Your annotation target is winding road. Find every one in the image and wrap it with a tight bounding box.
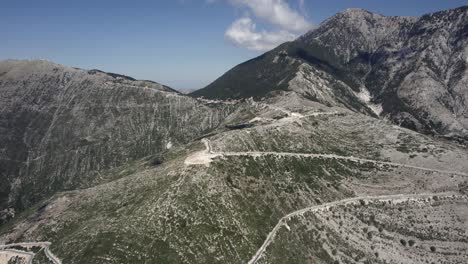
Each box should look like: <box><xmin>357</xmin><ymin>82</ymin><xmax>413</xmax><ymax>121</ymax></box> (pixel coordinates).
<box><xmin>184</xmin><ymin>137</ymin><xmax>468</xmax><ymax>263</ymax></box>
<box><xmin>247</xmin><ymin>192</ymin><xmax>462</xmax><ymax>264</ymax></box>
<box><xmin>187</xmin><ymin>138</ymin><xmax>468</xmax><ymax>177</ymax></box>
<box><xmin>0</xmin><ymin>242</ymin><xmax>61</xmax><ymax>264</ymax></box>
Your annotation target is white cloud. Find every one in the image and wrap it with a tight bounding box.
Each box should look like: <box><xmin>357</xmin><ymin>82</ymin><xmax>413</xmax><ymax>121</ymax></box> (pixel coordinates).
<box><xmin>225</xmin><ymin>17</ymin><xmax>296</xmax><ymax>51</ymax></box>
<box><xmin>209</xmin><ymin>0</ymin><xmax>312</xmax><ymax>51</ymax></box>
<box><xmin>229</xmin><ymin>0</ymin><xmax>311</xmax><ymax>32</ymax></box>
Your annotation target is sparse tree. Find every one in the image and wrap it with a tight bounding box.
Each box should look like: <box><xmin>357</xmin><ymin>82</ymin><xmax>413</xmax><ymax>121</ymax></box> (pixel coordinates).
<box><xmin>400</xmin><ymin>239</ymin><xmax>407</xmax><ymax>246</ymax></box>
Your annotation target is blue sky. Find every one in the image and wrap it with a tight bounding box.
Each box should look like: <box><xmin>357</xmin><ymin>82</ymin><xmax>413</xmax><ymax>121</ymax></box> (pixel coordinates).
<box><xmin>1</xmin><ymin>0</ymin><xmax>467</xmax><ymax>90</ymax></box>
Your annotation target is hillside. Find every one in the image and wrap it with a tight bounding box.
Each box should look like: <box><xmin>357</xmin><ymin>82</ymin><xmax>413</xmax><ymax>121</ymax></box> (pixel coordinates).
<box><xmin>1</xmin><ymin>90</ymin><xmax>468</xmax><ymax>263</ymax></box>
<box><xmin>0</xmin><ymin>59</ymin><xmax>236</xmax><ymax>218</ymax></box>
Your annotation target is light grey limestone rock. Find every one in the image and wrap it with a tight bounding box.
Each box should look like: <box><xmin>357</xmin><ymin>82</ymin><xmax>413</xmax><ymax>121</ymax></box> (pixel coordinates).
<box><xmin>0</xmin><ymin>59</ymin><xmax>236</xmax><ymax>213</ymax></box>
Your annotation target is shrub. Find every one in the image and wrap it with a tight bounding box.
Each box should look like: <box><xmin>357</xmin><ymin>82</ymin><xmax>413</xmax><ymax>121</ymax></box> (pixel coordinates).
<box><xmin>149</xmin><ymin>156</ymin><xmax>164</xmax><ymax>166</ymax></box>
<box><xmin>400</xmin><ymin>239</ymin><xmax>407</xmax><ymax>246</ymax></box>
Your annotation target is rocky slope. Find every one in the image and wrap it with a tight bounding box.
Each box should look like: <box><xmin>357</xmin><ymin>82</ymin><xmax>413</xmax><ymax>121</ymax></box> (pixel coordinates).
<box><xmin>1</xmin><ymin>91</ymin><xmax>467</xmax><ymax>263</ymax></box>
<box><xmin>193</xmin><ymin>6</ymin><xmax>468</xmax><ymax>139</ymax></box>
<box><xmin>0</xmin><ymin>59</ymin><xmax>236</xmax><ymax>219</ymax></box>
<box><xmin>1</xmin><ymin>6</ymin><xmax>468</xmax><ymax>264</ymax></box>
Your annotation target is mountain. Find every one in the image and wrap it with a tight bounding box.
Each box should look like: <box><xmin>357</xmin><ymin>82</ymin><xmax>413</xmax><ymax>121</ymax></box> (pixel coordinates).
<box><xmin>192</xmin><ymin>6</ymin><xmax>468</xmax><ymax>139</ymax></box>
<box><xmin>1</xmin><ymin>6</ymin><xmax>468</xmax><ymax>264</ymax></box>
<box><xmin>0</xmin><ymin>59</ymin><xmax>236</xmax><ymax>218</ymax></box>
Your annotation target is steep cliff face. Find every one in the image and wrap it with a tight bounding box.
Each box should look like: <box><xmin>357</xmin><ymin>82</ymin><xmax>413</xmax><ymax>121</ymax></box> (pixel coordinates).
<box><xmin>0</xmin><ymin>60</ymin><xmax>235</xmax><ymax>215</ymax></box>
<box><xmin>193</xmin><ymin>6</ymin><xmax>468</xmax><ymax>139</ymax></box>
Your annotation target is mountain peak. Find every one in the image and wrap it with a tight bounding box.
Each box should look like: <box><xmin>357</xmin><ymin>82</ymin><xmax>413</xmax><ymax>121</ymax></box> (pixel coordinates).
<box><xmin>334</xmin><ymin>8</ymin><xmax>386</xmax><ymax>20</ymax></box>
<box><xmin>193</xmin><ymin>5</ymin><xmax>468</xmax><ymax>139</ymax></box>
<box><xmin>340</xmin><ymin>8</ymin><xmax>372</xmax><ymax>15</ymax></box>
<box><xmin>328</xmin><ymin>8</ymin><xmax>419</xmax><ymax>25</ymax></box>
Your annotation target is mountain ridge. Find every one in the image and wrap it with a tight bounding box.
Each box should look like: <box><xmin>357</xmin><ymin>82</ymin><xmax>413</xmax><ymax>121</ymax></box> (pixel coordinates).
<box><xmin>0</xmin><ymin>59</ymin><xmax>237</xmax><ymax>215</ymax></box>
<box><xmin>0</xmin><ymin>6</ymin><xmax>468</xmax><ymax>264</ymax></box>
<box><xmin>192</xmin><ymin>6</ymin><xmax>468</xmax><ymax>139</ymax></box>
